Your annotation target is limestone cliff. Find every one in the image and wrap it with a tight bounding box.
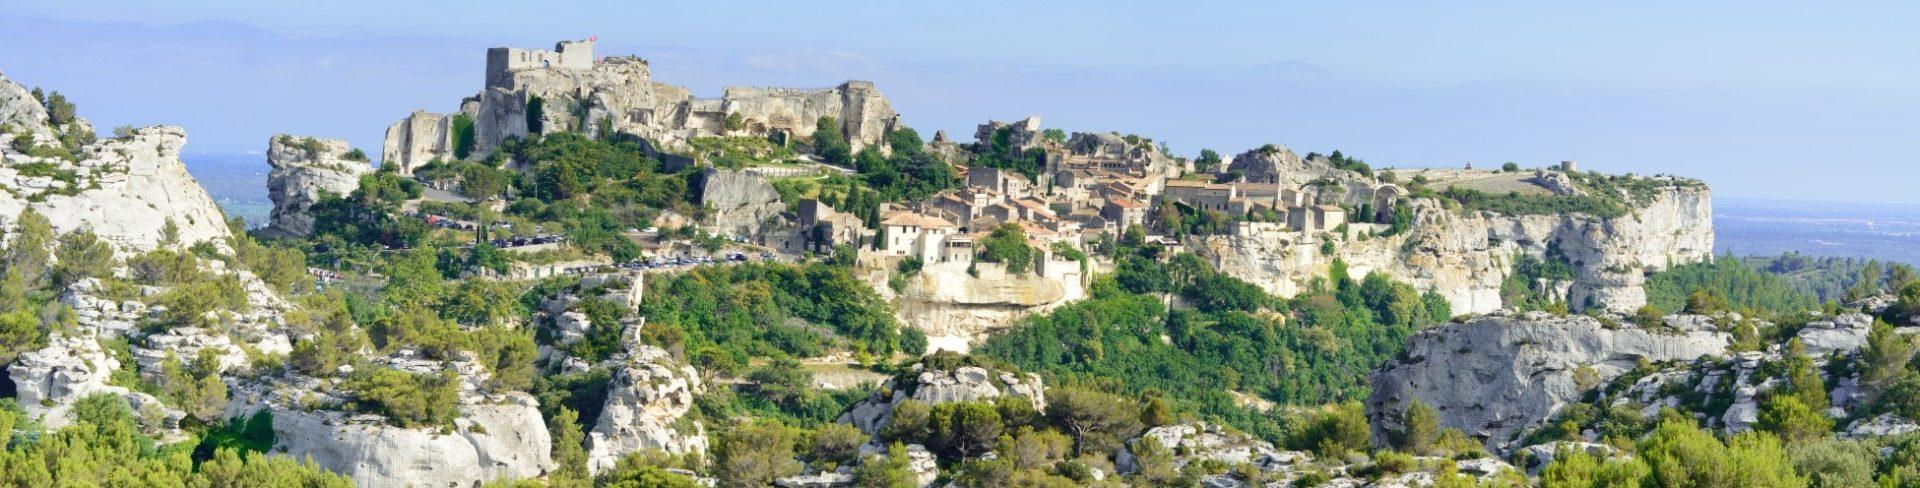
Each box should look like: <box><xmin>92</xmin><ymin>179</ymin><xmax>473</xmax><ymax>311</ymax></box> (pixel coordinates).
<box><xmin>266</xmin><ymin>135</ymin><xmax>372</xmax><ymax>237</ymax></box>
<box><xmin>1198</xmin><ymin>181</ymin><xmax>1713</xmax><ymax>315</ymax></box>
<box><xmin>0</xmin><ymin>72</ymin><xmax>231</xmax><ymax>253</ymax></box>
<box><xmin>381</xmin><ymin>110</ymin><xmax>452</xmax><ymax>174</ymax></box>
<box><xmin>1366</xmin><ymin>312</ymin><xmax>1729</xmax><ymax>451</ymax></box>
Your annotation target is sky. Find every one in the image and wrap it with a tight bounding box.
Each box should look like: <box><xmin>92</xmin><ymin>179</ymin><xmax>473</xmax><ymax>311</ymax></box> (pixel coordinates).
<box><xmin>1</xmin><ymin>1</ymin><xmax>1915</xmax><ymax>204</ymax></box>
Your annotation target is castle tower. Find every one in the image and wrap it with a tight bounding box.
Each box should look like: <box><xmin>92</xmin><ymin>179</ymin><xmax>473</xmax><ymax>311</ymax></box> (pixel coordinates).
<box><xmin>1560</xmin><ymin>160</ymin><xmax>1577</xmax><ymax>172</ymax></box>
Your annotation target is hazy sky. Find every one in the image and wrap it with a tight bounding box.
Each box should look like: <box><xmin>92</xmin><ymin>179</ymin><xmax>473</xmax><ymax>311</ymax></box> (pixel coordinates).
<box><xmin>1</xmin><ymin>1</ymin><xmax>1915</xmax><ymax>203</ymax></box>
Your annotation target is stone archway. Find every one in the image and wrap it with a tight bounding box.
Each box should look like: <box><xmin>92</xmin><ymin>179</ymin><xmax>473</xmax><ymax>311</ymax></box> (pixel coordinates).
<box><xmin>1372</xmin><ymin>184</ymin><xmax>1406</xmax><ymax>223</ymax></box>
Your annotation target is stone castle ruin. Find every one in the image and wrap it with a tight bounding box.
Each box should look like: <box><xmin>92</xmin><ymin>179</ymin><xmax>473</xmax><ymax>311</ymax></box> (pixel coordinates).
<box><xmin>485</xmin><ymin>38</ymin><xmax>597</xmax><ymax>87</ymax></box>
<box><xmin>383</xmin><ymin>38</ymin><xmax>898</xmax><ymax>172</ymax></box>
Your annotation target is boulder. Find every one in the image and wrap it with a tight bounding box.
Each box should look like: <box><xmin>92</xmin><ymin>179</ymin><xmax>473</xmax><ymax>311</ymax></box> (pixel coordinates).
<box><xmin>1797</xmin><ymin>313</ymin><xmax>1874</xmax><ymax>356</ymax></box>
<box><xmin>1845</xmin><ymin>413</ymin><xmax>1920</xmax><ymax>439</ymax></box>
<box><xmin>1115</xmin><ymin>422</ymin><xmax>1306</xmax><ymax>474</ymax></box>
<box><xmin>266</xmin><ymin>134</ymin><xmax>372</xmax><ymax>237</ymax></box>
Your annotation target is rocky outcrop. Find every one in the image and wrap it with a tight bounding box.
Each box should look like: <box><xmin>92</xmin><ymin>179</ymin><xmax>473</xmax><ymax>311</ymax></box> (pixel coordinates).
<box><xmin>268</xmin><ymin>394</ymin><xmax>554</xmax><ymax>488</ymax></box>
<box><xmin>8</xmin><ymin>333</ymin><xmax>128</xmax><ymax>429</ymax></box>
<box><xmin>0</xmin><ymin>70</ymin><xmax>60</xmax><ymax>144</ymax></box>
<box><xmin>888</xmin><ymin>261</ymin><xmax>1084</xmax><ymax>352</ymax></box>
<box><xmin>1115</xmin><ymin>423</ymin><xmax>1310</xmax><ymax>475</ymax></box>
<box><xmin>973</xmin><ymin>116</ymin><xmax>1047</xmax><ymax>152</ymax></box>
<box><xmin>266</xmin><ymin>135</ymin><xmax>371</xmax><ymax>237</ymax></box>
<box><xmin>1200</xmin><ymin>180</ymin><xmax>1714</xmax><ymax>315</ymax></box>
<box><xmin>0</xmin><ymin>127</ymin><xmax>231</xmax><ymax>253</ymax></box>
<box><xmin>1796</xmin><ymin>313</ymin><xmax>1873</xmax><ymax>356</ymax></box>
<box><xmin>381</xmin><ymin>110</ymin><xmax>453</xmax><ymax>174</ymax></box>
<box><xmin>229</xmin><ymin>354</ymin><xmax>555</xmax><ymax>487</ymax></box>
<box><xmin>1367</xmin><ymin>312</ymin><xmax>1730</xmax><ymax>451</ymax></box>
<box><xmin>840</xmin><ymin>363</ymin><xmax>1046</xmax><ymax>436</ymax></box>
<box><xmin>586</xmin><ymin>343</ymin><xmax>707</xmax><ymax>472</ymax></box>
<box><xmin>0</xmin><ymin>74</ymin><xmax>231</xmax><ymax>253</ymax></box>
<box><xmin>698</xmin><ymin>168</ymin><xmax>783</xmax><ymax>235</ymax></box>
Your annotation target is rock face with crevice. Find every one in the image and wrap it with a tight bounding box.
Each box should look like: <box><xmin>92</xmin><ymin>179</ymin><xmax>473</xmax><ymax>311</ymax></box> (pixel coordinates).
<box><xmin>266</xmin><ymin>134</ymin><xmax>372</xmax><ymax>237</ymax></box>
<box><xmin>586</xmin><ymin>343</ymin><xmax>707</xmax><ymax>472</ymax></box>
<box><xmin>1366</xmin><ymin>312</ymin><xmax>1730</xmax><ymax>451</ymax></box>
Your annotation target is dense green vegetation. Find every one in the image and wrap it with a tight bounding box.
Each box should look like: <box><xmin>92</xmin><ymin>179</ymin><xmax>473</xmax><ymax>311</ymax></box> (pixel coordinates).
<box><xmin>1645</xmin><ymin>254</ymin><xmax>1822</xmax><ymax>317</ymax></box>
<box><xmin>980</xmin><ymin>245</ymin><xmax>1449</xmax><ymax>442</ymax></box>
<box><xmin>639</xmin><ymin>261</ymin><xmax>919</xmax><ymax>368</ymax></box>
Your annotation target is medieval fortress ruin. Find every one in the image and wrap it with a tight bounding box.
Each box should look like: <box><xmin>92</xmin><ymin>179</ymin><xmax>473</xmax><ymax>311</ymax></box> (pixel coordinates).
<box><xmin>383</xmin><ymin>38</ymin><xmax>899</xmax><ymax>172</ymax></box>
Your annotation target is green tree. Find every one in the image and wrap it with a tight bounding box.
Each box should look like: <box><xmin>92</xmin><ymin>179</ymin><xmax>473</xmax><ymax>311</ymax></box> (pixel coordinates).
<box><xmin>1044</xmin><ymin>387</ymin><xmax>1142</xmax><ymax>456</ymax></box>
<box><xmin>547</xmin><ymin>408</ymin><xmax>590</xmax><ymax>488</ymax></box>
<box><xmin>932</xmin><ymin>401</ymin><xmax>1003</xmax><ymax>460</ymax></box>
<box><xmin>1638</xmin><ymin>419</ymin><xmax>1806</xmax><ymax>488</ymax></box>
<box><xmin>4</xmin><ymin>208</ymin><xmax>55</xmax><ymax>284</ymax></box>
<box><xmin>976</xmin><ymin>223</ymin><xmax>1036</xmax><ymax>274</ymax></box>
<box><xmin>451</xmin><ymin>114</ymin><xmax>477</xmax><ymax>159</ymax></box>
<box><xmin>1195</xmin><ymin>149</ymin><xmax>1223</xmax><ymax>173</ymax></box>
<box><xmin>715</xmin><ymin>421</ymin><xmax>804</xmax><ymax>487</ymax></box>
<box><xmin>1540</xmin><ymin>446</ymin><xmax>1651</xmax><ymax>488</ymax></box>
<box><xmin>851</xmin><ymin>442</ymin><xmax>920</xmax><ymax>488</ymax></box>
<box><xmin>1756</xmin><ymin>396</ymin><xmax>1831</xmax><ymax>445</ymax></box>
<box><xmin>1396</xmin><ymin>399</ymin><xmax>1440</xmax><ymax>455</ymax></box>
<box><xmin>813</xmin><ymin>116</ymin><xmax>852</xmax><ymax>166</ymax></box>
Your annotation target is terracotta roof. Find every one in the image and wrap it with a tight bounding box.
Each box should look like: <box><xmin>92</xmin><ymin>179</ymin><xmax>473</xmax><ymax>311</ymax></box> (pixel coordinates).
<box><xmin>1105</xmin><ymin>196</ymin><xmax>1145</xmax><ymax>209</ymax></box>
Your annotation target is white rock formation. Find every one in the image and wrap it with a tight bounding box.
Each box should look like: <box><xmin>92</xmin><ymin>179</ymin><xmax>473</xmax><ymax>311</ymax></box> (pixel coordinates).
<box><xmin>1796</xmin><ymin>313</ymin><xmax>1874</xmax><ymax>356</ymax></box>
<box><xmin>0</xmin><ymin>74</ymin><xmax>231</xmax><ymax>253</ymax></box>
<box><xmin>889</xmin><ymin>261</ymin><xmax>1084</xmax><ymax>351</ymax></box>
<box><xmin>268</xmin><ymin>393</ymin><xmax>554</xmax><ymax>488</ymax></box>
<box><xmin>266</xmin><ymin>134</ymin><xmax>372</xmax><ymax>237</ymax></box>
<box><xmin>1845</xmin><ymin>413</ymin><xmax>1920</xmax><ymax>439</ymax></box>
<box><xmin>381</xmin><ymin>110</ymin><xmax>453</xmax><ymax>174</ymax></box>
<box><xmin>698</xmin><ymin>168</ymin><xmax>783</xmax><ymax>235</ymax></box>
<box><xmin>1367</xmin><ymin>312</ymin><xmax>1729</xmax><ymax>450</ymax></box>
<box><xmin>8</xmin><ymin>333</ymin><xmax>128</xmax><ymax>429</ymax></box>
<box><xmin>586</xmin><ymin>344</ymin><xmax>708</xmax><ymax>472</ymax></box>
<box><xmin>1115</xmin><ymin>423</ymin><xmax>1308</xmax><ymax>475</ymax></box>
<box><xmin>839</xmin><ymin>364</ymin><xmax>1046</xmax><ymax>436</ymax></box>
<box><xmin>1199</xmin><ymin>179</ymin><xmax>1713</xmax><ymax>314</ymax></box>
